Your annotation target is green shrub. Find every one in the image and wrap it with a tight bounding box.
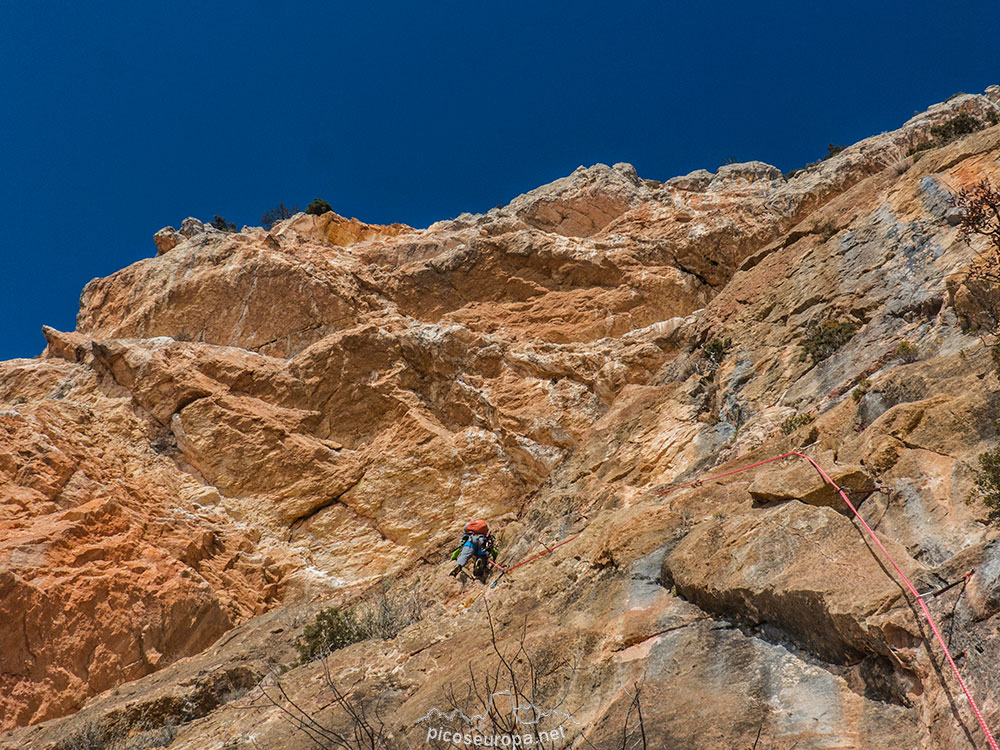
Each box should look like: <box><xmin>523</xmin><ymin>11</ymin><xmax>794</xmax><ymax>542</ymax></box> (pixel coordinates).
<box><xmin>781</xmin><ymin>413</ymin><xmax>814</xmax><ymax>435</ymax></box>
<box><xmin>972</xmin><ymin>445</ymin><xmax>1000</xmax><ymax>525</ymax></box>
<box><xmin>852</xmin><ymin>378</ymin><xmax>872</xmax><ymax>401</ymax></box>
<box><xmin>800</xmin><ymin>319</ymin><xmax>861</xmax><ymax>364</ymax></box>
<box><xmin>825</xmin><ymin>143</ymin><xmax>846</xmax><ymax>159</ymax></box>
<box><xmin>909</xmin><ymin>112</ymin><xmax>994</xmax><ymax>159</ymax></box>
<box><xmin>294</xmin><ymin>607</ymin><xmax>362</xmax><ymax>664</ymax></box>
<box><xmin>896</xmin><ymin>340</ymin><xmax>919</xmax><ymax>363</ymax></box>
<box><xmin>294</xmin><ymin>584</ymin><xmax>423</xmax><ymax>665</ymax></box>
<box><xmin>930</xmin><ymin>112</ymin><xmax>985</xmax><ymax>144</ymax></box>
<box><xmin>305</xmin><ymin>198</ymin><xmax>334</xmax><ymax>216</ymax></box>
<box><xmin>211</xmin><ymin>215</ymin><xmax>237</xmax><ymax>233</ymax></box>
<box><xmin>701</xmin><ymin>336</ymin><xmax>732</xmax><ymax>366</ymax></box>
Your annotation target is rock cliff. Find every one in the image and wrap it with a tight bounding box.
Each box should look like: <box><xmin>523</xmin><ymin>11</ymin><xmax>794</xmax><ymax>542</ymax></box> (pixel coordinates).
<box><xmin>3</xmin><ymin>89</ymin><xmax>1000</xmax><ymax>749</ymax></box>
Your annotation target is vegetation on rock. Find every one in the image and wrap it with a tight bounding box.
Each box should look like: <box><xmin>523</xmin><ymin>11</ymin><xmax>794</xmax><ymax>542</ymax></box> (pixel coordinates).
<box><xmin>701</xmin><ymin>336</ymin><xmax>732</xmax><ymax>367</ymax></box>
<box><xmin>294</xmin><ymin>585</ymin><xmax>422</xmax><ymax>664</ymax></box>
<box><xmin>294</xmin><ymin>607</ymin><xmax>363</xmax><ymax>664</ymax></box>
<box><xmin>931</xmin><ymin>112</ymin><xmax>990</xmax><ymax>143</ymax></box>
<box><xmin>210</xmin><ymin>215</ymin><xmax>237</xmax><ymax>233</ymax></box>
<box><xmin>810</xmin><ymin>220</ymin><xmax>838</xmax><ymax>241</ymax></box>
<box><xmin>260</xmin><ymin>202</ymin><xmax>299</xmax><ymax>230</ymax></box>
<box><xmin>852</xmin><ymin>378</ymin><xmax>872</xmax><ymax>401</ymax></box>
<box><xmin>896</xmin><ymin>340</ymin><xmax>919</xmax><ymax>363</ymax></box>
<box><xmin>953</xmin><ymin>178</ymin><xmax>1000</xmax><ymax>332</ymax></box>
<box><xmin>825</xmin><ymin>143</ymin><xmax>846</xmax><ymax>159</ymax></box>
<box><xmin>800</xmin><ymin>319</ymin><xmax>861</xmax><ymax>364</ymax></box>
<box><xmin>780</xmin><ymin>412</ymin><xmax>814</xmax><ymax>435</ymax></box>
<box><xmin>10</xmin><ymin>88</ymin><xmax>1000</xmax><ymax>750</ymax></box>
<box><xmin>973</xmin><ymin>444</ymin><xmax>1000</xmax><ymax>525</ymax></box>
<box><xmin>306</xmin><ymin>198</ymin><xmax>334</xmax><ymax>216</ymax></box>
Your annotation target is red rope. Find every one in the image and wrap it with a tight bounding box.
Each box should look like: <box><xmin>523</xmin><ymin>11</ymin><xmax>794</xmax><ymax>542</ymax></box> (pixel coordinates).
<box><xmin>656</xmin><ymin>449</ymin><xmax>998</xmax><ymax>749</ymax></box>
<box><xmin>490</xmin><ymin>533</ymin><xmax>581</xmax><ymax>574</ymax></box>
<box><xmin>653</xmin><ymin>451</ymin><xmax>800</xmax><ymax>496</ymax></box>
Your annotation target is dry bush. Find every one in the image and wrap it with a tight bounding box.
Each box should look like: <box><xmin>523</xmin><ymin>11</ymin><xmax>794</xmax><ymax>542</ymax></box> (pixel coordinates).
<box><xmin>57</xmin><ymin>719</ymin><xmax>178</xmax><ymax>750</ymax></box>
<box><xmin>259</xmin><ymin>660</ymin><xmax>393</xmax><ymax>750</ymax></box>
<box><xmin>878</xmin><ymin>145</ymin><xmax>911</xmax><ymax>176</ymax></box>
<box><xmin>261</xmin><ymin>202</ymin><xmax>299</xmax><ymax>229</ymax></box>
<box><xmin>952</xmin><ymin>179</ymin><xmax>1000</xmax><ymax>340</ymax></box>
<box><xmin>780</xmin><ymin>413</ymin><xmax>814</xmax><ymax>435</ymax></box>
<box><xmin>441</xmin><ymin>613</ymin><xmax>575</xmax><ymax>748</ymax></box>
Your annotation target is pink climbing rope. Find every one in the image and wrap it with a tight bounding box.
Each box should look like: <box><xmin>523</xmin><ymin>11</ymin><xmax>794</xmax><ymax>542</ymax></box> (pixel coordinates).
<box><xmin>657</xmin><ymin>450</ymin><xmax>998</xmax><ymax>750</ymax></box>
<box><xmin>653</xmin><ymin>450</ymin><xmax>800</xmax><ymax>497</ymax></box>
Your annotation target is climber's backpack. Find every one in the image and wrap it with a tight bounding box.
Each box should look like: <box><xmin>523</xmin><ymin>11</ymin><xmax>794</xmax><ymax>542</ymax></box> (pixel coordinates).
<box><xmin>465</xmin><ymin>519</ymin><xmax>488</xmax><ymax>535</ymax></box>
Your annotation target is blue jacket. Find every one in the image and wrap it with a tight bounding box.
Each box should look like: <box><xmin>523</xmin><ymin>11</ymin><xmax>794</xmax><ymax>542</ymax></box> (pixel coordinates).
<box><xmin>462</xmin><ymin>533</ymin><xmax>491</xmax><ymax>557</ymax></box>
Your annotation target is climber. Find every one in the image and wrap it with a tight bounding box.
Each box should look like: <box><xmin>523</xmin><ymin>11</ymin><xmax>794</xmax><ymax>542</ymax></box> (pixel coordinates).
<box><xmin>449</xmin><ymin>519</ymin><xmax>497</xmax><ymax>584</ymax></box>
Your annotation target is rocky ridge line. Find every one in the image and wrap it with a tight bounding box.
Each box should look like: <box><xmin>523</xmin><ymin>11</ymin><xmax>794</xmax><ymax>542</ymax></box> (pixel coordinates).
<box><xmin>2</xmin><ymin>87</ymin><xmax>1000</xmax><ymax>748</ymax></box>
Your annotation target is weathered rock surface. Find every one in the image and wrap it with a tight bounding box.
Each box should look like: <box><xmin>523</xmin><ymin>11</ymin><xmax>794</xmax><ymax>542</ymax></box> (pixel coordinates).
<box><xmin>4</xmin><ymin>88</ymin><xmax>1000</xmax><ymax>749</ymax></box>
<box><xmin>748</xmin><ymin>455</ymin><xmax>870</xmax><ymax>511</ymax></box>
<box><xmin>505</xmin><ymin>162</ymin><xmax>651</xmax><ymax>237</ymax></box>
<box><xmin>0</xmin><ymin>358</ymin><xmax>281</xmax><ymax>729</ymax></box>
<box><xmin>152</xmin><ymin>227</ymin><xmax>183</xmax><ymax>255</ymax></box>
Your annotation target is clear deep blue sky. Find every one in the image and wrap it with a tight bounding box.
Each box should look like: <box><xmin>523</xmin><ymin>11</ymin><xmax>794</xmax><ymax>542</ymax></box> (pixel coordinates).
<box><xmin>1</xmin><ymin>1</ymin><xmax>997</xmax><ymax>359</ymax></box>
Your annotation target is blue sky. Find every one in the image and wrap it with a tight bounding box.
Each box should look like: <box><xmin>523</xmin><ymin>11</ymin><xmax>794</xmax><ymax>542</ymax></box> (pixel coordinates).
<box><xmin>1</xmin><ymin>1</ymin><xmax>997</xmax><ymax>359</ymax></box>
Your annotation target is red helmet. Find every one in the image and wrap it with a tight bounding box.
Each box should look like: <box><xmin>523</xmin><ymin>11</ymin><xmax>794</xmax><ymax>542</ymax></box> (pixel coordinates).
<box><xmin>465</xmin><ymin>519</ymin><xmax>488</xmax><ymax>535</ymax></box>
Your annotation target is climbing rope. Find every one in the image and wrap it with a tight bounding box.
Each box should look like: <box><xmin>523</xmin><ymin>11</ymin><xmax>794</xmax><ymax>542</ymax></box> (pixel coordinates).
<box><xmin>449</xmin><ymin>532</ymin><xmax>583</xmax><ymax>610</ymax></box>
<box><xmin>653</xmin><ymin>450</ymin><xmax>800</xmax><ymax>497</ymax></box>
<box><xmin>487</xmin><ymin>533</ymin><xmax>582</xmax><ymax>588</ymax></box>
<box><xmin>490</xmin><ymin>533</ymin><xmax>582</xmax><ymax>574</ymax></box>
<box><xmin>656</xmin><ymin>450</ymin><xmax>998</xmax><ymax>750</ymax></box>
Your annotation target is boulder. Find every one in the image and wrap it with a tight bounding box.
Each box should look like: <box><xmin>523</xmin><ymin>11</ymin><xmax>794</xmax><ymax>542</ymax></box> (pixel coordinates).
<box><xmin>748</xmin><ymin>455</ymin><xmax>872</xmax><ymax>512</ymax></box>
<box><xmin>504</xmin><ymin>162</ymin><xmax>651</xmax><ymax>237</ymax></box>
<box><xmin>152</xmin><ymin>226</ymin><xmax>184</xmax><ymax>255</ymax></box>
<box><xmin>178</xmin><ymin>217</ymin><xmax>205</xmax><ymax>237</ymax></box>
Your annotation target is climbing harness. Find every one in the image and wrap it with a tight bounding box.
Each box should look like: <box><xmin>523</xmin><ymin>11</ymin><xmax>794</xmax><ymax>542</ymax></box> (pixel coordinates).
<box><xmin>656</xmin><ymin>450</ymin><xmax>998</xmax><ymax>750</ymax></box>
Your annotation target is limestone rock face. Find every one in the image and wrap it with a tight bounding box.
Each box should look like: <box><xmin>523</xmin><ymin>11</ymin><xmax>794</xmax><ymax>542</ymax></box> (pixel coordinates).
<box><xmin>0</xmin><ymin>360</ymin><xmax>279</xmax><ymax>729</ymax></box>
<box><xmin>283</xmin><ymin>210</ymin><xmax>412</xmax><ymax>247</ymax></box>
<box><xmin>4</xmin><ymin>88</ymin><xmax>1000</xmax><ymax>749</ymax></box>
<box><xmin>505</xmin><ymin>162</ymin><xmax>651</xmax><ymax>237</ymax></box>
